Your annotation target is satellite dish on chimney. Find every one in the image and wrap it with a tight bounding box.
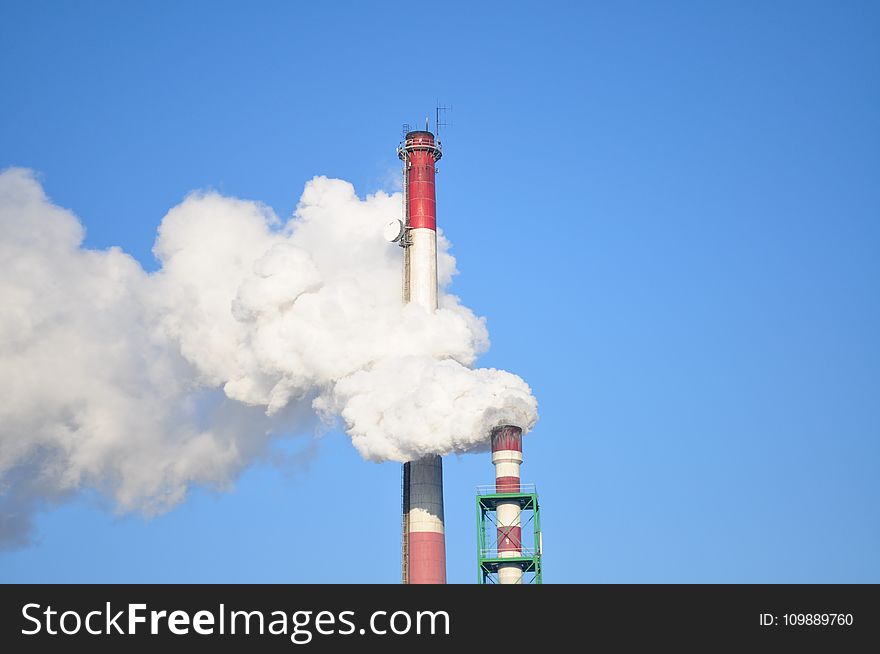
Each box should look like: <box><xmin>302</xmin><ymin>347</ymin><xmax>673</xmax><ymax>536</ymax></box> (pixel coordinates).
<box><xmin>384</xmin><ymin>219</ymin><xmax>404</xmax><ymax>242</ymax></box>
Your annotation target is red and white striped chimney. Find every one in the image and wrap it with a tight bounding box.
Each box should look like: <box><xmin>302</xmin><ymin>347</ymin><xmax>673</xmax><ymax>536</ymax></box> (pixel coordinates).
<box><xmin>399</xmin><ymin>129</ymin><xmax>446</xmax><ymax>584</ymax></box>
<box><xmin>491</xmin><ymin>425</ymin><xmax>524</xmax><ymax>584</ymax></box>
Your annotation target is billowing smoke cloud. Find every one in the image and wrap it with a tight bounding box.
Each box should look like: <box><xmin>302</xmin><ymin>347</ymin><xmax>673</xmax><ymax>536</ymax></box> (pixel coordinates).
<box><xmin>0</xmin><ymin>167</ymin><xmax>537</xmax><ymax>547</ymax></box>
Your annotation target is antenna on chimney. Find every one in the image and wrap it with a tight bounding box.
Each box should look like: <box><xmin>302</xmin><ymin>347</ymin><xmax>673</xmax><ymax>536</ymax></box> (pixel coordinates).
<box><xmin>435</xmin><ymin>101</ymin><xmax>451</xmax><ymax>137</ymax></box>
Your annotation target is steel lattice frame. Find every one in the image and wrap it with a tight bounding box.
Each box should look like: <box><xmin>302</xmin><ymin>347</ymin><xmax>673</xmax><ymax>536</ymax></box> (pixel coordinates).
<box><xmin>476</xmin><ymin>490</ymin><xmax>542</xmax><ymax>584</ymax></box>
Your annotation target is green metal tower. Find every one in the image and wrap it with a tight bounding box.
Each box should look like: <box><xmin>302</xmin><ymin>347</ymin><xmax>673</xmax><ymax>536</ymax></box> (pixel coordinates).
<box><xmin>476</xmin><ymin>484</ymin><xmax>543</xmax><ymax>584</ymax></box>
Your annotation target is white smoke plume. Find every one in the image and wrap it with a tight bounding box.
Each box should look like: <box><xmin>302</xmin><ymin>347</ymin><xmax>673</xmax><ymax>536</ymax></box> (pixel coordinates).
<box><xmin>0</xmin><ymin>167</ymin><xmax>538</xmax><ymax>547</ymax></box>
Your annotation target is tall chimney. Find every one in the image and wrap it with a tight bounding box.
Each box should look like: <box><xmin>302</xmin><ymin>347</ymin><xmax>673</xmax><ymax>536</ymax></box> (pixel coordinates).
<box><xmin>398</xmin><ymin>129</ymin><xmax>446</xmax><ymax>584</ymax></box>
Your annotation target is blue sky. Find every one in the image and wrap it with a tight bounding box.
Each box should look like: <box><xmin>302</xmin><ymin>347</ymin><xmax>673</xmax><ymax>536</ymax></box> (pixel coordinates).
<box><xmin>1</xmin><ymin>1</ymin><xmax>878</xmax><ymax>582</ymax></box>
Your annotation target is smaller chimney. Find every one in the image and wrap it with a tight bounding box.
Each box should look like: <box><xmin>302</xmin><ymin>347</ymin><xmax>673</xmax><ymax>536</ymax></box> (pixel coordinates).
<box><xmin>491</xmin><ymin>425</ymin><xmax>524</xmax><ymax>584</ymax></box>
